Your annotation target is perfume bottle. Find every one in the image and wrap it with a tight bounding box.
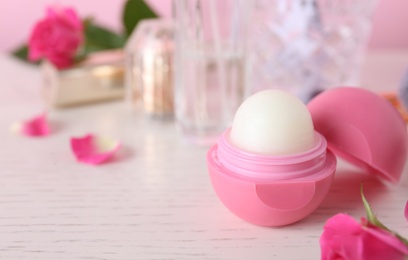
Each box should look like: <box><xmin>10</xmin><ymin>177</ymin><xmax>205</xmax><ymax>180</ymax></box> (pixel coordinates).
<box><xmin>125</xmin><ymin>19</ymin><xmax>174</xmax><ymax>118</ymax></box>
<box><xmin>42</xmin><ymin>49</ymin><xmax>125</xmax><ymax>108</ymax></box>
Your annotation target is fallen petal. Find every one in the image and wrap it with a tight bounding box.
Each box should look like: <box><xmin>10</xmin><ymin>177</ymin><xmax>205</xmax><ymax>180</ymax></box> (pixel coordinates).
<box><xmin>10</xmin><ymin>114</ymin><xmax>50</xmax><ymax>137</ymax></box>
<box><xmin>70</xmin><ymin>134</ymin><xmax>120</xmax><ymax>165</ymax></box>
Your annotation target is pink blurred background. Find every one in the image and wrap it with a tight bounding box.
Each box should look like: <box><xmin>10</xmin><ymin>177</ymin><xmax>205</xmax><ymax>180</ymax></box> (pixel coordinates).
<box><xmin>0</xmin><ymin>0</ymin><xmax>407</xmax><ymax>52</ymax></box>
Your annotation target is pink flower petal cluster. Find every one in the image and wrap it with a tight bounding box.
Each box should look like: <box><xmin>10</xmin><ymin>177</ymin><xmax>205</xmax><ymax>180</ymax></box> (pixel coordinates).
<box><xmin>70</xmin><ymin>134</ymin><xmax>121</xmax><ymax>165</ymax></box>
<box><xmin>28</xmin><ymin>6</ymin><xmax>83</xmax><ymax>69</ymax></box>
<box><xmin>320</xmin><ymin>213</ymin><xmax>408</xmax><ymax>260</ymax></box>
<box><xmin>11</xmin><ymin>113</ymin><xmax>50</xmax><ymax>137</ymax></box>
<box><xmin>21</xmin><ymin>113</ymin><xmax>50</xmax><ymax>137</ymax></box>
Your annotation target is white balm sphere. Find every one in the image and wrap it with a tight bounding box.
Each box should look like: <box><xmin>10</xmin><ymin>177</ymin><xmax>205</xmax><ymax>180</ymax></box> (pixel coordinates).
<box><xmin>229</xmin><ymin>90</ymin><xmax>315</xmax><ymax>155</ymax></box>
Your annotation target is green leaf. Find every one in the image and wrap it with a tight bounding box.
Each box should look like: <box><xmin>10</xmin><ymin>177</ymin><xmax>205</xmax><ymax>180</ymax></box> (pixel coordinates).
<box><xmin>361</xmin><ymin>184</ymin><xmax>408</xmax><ymax>247</ymax></box>
<box><xmin>11</xmin><ymin>45</ymin><xmax>40</xmax><ymax>65</ymax></box>
<box><xmin>84</xmin><ymin>21</ymin><xmax>126</xmax><ymax>53</ymax></box>
<box><xmin>12</xmin><ymin>45</ymin><xmax>30</xmax><ymax>61</ymax></box>
<box><xmin>122</xmin><ymin>0</ymin><xmax>158</xmax><ymax>37</ymax></box>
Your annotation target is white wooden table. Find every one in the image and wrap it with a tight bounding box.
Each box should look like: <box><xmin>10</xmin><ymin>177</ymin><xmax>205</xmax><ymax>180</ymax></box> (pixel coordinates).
<box><xmin>0</xmin><ymin>51</ymin><xmax>407</xmax><ymax>259</ymax></box>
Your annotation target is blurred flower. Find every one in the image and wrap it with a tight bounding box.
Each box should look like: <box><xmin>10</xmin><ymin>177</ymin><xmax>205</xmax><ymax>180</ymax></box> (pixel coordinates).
<box><xmin>70</xmin><ymin>134</ymin><xmax>121</xmax><ymax>165</ymax></box>
<box><xmin>14</xmin><ymin>1</ymin><xmax>158</xmax><ymax>68</ymax></box>
<box><xmin>28</xmin><ymin>6</ymin><xmax>83</xmax><ymax>69</ymax></box>
<box><xmin>320</xmin><ymin>213</ymin><xmax>408</xmax><ymax>260</ymax></box>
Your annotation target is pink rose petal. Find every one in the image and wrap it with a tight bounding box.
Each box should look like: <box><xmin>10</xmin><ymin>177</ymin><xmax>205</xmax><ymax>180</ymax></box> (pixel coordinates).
<box><xmin>70</xmin><ymin>134</ymin><xmax>120</xmax><ymax>165</ymax></box>
<box><xmin>320</xmin><ymin>214</ymin><xmax>363</xmax><ymax>260</ymax></box>
<box><xmin>363</xmin><ymin>219</ymin><xmax>408</xmax><ymax>255</ymax></box>
<box><xmin>11</xmin><ymin>114</ymin><xmax>50</xmax><ymax>137</ymax></box>
<box><xmin>405</xmin><ymin>200</ymin><xmax>408</xmax><ymax>223</ymax></box>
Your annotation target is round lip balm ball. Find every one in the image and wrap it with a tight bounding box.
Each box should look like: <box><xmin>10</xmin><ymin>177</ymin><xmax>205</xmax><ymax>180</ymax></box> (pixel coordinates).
<box><xmin>229</xmin><ymin>90</ymin><xmax>315</xmax><ymax>155</ymax></box>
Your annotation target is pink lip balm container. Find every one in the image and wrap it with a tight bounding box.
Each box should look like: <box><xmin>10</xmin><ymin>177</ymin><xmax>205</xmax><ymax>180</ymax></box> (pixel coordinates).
<box><xmin>207</xmin><ymin>87</ymin><xmax>407</xmax><ymax>226</ymax></box>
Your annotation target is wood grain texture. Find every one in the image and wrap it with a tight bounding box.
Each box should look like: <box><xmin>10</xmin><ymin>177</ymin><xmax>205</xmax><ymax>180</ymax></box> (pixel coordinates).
<box><xmin>0</xmin><ymin>52</ymin><xmax>407</xmax><ymax>259</ymax></box>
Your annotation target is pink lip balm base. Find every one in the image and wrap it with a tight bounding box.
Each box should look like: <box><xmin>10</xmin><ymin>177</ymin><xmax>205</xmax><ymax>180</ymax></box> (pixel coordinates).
<box><xmin>207</xmin><ymin>87</ymin><xmax>407</xmax><ymax>226</ymax></box>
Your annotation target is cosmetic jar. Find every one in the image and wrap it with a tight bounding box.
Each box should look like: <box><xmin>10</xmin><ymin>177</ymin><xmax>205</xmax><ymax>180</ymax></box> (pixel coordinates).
<box><xmin>42</xmin><ymin>49</ymin><xmax>124</xmax><ymax>108</ymax></box>
<box><xmin>125</xmin><ymin>19</ymin><xmax>174</xmax><ymax>118</ymax></box>
<box><xmin>207</xmin><ymin>87</ymin><xmax>407</xmax><ymax>226</ymax></box>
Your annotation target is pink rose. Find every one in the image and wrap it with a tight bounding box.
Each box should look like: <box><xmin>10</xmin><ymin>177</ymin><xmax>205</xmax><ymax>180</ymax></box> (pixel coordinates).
<box><xmin>320</xmin><ymin>213</ymin><xmax>408</xmax><ymax>260</ymax></box>
<box><xmin>28</xmin><ymin>6</ymin><xmax>83</xmax><ymax>69</ymax></box>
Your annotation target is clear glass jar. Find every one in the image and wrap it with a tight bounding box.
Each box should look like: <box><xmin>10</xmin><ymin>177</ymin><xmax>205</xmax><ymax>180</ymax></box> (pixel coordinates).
<box><xmin>250</xmin><ymin>0</ymin><xmax>378</xmax><ymax>102</ymax></box>
<box><xmin>173</xmin><ymin>0</ymin><xmax>253</xmax><ymax>145</ymax></box>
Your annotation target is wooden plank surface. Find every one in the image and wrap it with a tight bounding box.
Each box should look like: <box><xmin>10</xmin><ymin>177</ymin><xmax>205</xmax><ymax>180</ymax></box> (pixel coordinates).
<box><xmin>0</xmin><ymin>52</ymin><xmax>407</xmax><ymax>259</ymax></box>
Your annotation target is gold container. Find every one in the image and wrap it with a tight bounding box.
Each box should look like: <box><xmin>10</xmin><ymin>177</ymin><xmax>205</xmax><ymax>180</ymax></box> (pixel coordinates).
<box><xmin>42</xmin><ymin>49</ymin><xmax>124</xmax><ymax>108</ymax></box>
<box><xmin>126</xmin><ymin>19</ymin><xmax>174</xmax><ymax>118</ymax></box>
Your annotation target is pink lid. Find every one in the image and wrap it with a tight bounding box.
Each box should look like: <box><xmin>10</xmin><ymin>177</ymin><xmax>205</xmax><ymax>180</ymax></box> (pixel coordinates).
<box><xmin>308</xmin><ymin>87</ymin><xmax>408</xmax><ymax>183</ymax></box>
